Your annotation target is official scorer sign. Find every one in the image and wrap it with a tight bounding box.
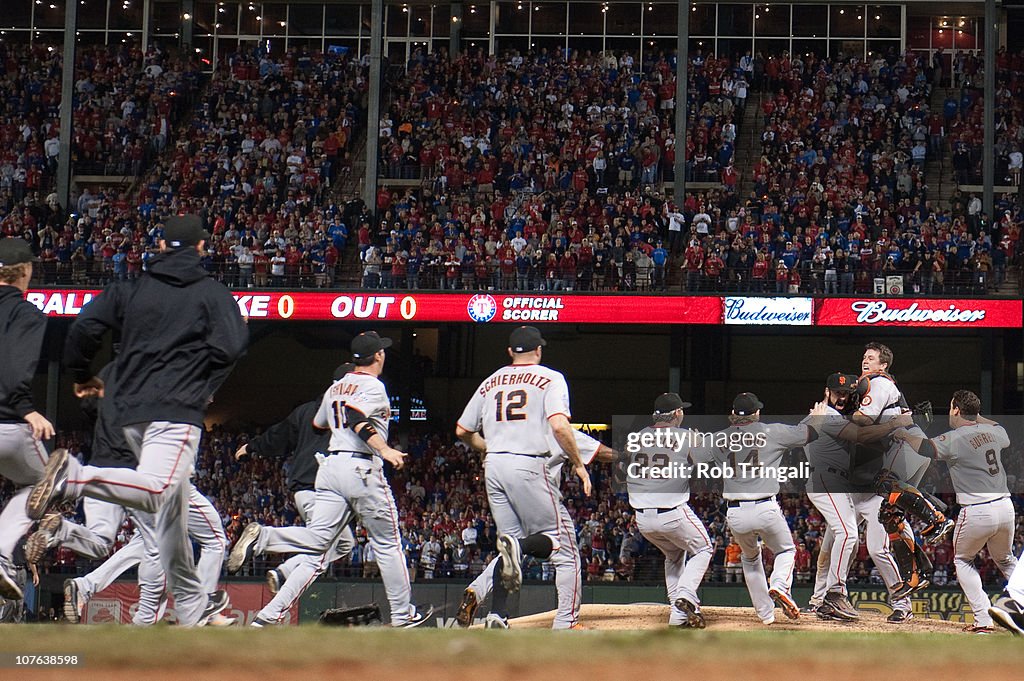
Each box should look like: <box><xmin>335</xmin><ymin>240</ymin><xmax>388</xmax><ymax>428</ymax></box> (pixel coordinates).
<box><xmin>723</xmin><ymin>297</ymin><xmax>813</xmax><ymax>326</ymax></box>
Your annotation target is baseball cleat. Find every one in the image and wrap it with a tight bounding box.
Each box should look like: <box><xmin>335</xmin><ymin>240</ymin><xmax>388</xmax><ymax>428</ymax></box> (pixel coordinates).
<box><xmin>814</xmin><ymin>602</ymin><xmax>841</xmax><ymax>621</ymax></box>
<box><xmin>24</xmin><ymin>513</ymin><xmax>63</xmax><ymax>565</ymax></box>
<box><xmin>398</xmin><ymin>604</ymin><xmax>435</xmax><ymax>628</ymax></box>
<box><xmin>769</xmin><ymin>588</ymin><xmax>800</xmax><ymax>620</ymax></box>
<box><xmin>197</xmin><ymin>590</ymin><xmax>230</xmax><ymax>626</ymax></box>
<box><xmin>823</xmin><ymin>592</ymin><xmax>860</xmax><ymax>621</ymax></box>
<box><xmin>63</xmin><ymin>578</ymin><xmax>86</xmax><ymax>623</ymax></box>
<box><xmin>891</xmin><ymin>575</ymin><xmax>929</xmax><ymax>600</ymax></box>
<box><xmin>266</xmin><ymin>568</ymin><xmax>282</xmax><ymax>595</ymax></box>
<box><xmin>26</xmin><ymin>448</ymin><xmax>70</xmax><ymax>521</ymax></box>
<box><xmin>207</xmin><ymin>613</ymin><xmax>239</xmax><ymax>627</ymax></box>
<box><xmin>924</xmin><ymin>517</ymin><xmax>955</xmax><ymax>546</ymax></box>
<box><xmin>496</xmin><ymin>534</ymin><xmax>523</xmax><ymax>593</ymax></box>
<box><xmin>568</xmin><ymin>623</ymin><xmax>588</xmax><ymax>630</ymax></box>
<box><xmin>227</xmin><ymin>523</ymin><xmax>262</xmax><ymax>574</ymax></box>
<box><xmin>989</xmin><ymin>600</ymin><xmax>1024</xmax><ymax>636</ymax></box>
<box><xmin>886</xmin><ymin>609</ymin><xmax>914</xmax><ymax>624</ymax></box>
<box><xmin>250</xmin><ymin>616</ymin><xmax>274</xmax><ymax>628</ymax></box>
<box><xmin>962</xmin><ymin>623</ymin><xmax>993</xmax><ymax>634</ymax></box>
<box><xmin>455</xmin><ymin>588</ymin><xmax>479</xmax><ymax>628</ymax></box>
<box><xmin>484</xmin><ymin>613</ymin><xmax>509</xmax><ymax>629</ymax></box>
<box><xmin>800</xmin><ymin>601</ymin><xmax>822</xmax><ymax>615</ymax></box>
<box><xmin>0</xmin><ymin>557</ymin><xmax>23</xmax><ymax>601</ymax></box>
<box><xmin>674</xmin><ymin>597</ymin><xmax>706</xmax><ymax>629</ymax></box>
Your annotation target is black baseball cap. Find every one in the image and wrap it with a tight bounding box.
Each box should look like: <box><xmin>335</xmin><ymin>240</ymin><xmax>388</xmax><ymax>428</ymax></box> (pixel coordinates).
<box><xmin>732</xmin><ymin>392</ymin><xmax>764</xmax><ymax>416</ymax></box>
<box><xmin>653</xmin><ymin>392</ymin><xmax>692</xmax><ymax>415</ymax></box>
<box><xmin>333</xmin><ymin>362</ymin><xmax>356</xmax><ymax>380</ymax></box>
<box><xmin>351</xmin><ymin>331</ymin><xmax>392</xmax><ymax>364</ymax></box>
<box><xmin>826</xmin><ymin>373</ymin><xmax>859</xmax><ymax>393</ymax></box>
<box><xmin>163</xmin><ymin>214</ymin><xmax>211</xmax><ymax>248</ymax></box>
<box><xmin>0</xmin><ymin>238</ymin><xmax>34</xmax><ymax>267</ymax></box>
<box><xmin>509</xmin><ymin>326</ymin><xmax>547</xmax><ymax>353</ymax></box>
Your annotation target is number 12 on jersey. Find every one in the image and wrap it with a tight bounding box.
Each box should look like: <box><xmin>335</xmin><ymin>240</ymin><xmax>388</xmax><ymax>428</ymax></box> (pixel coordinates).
<box><xmin>494</xmin><ymin>390</ymin><xmax>527</xmax><ymax>422</ymax></box>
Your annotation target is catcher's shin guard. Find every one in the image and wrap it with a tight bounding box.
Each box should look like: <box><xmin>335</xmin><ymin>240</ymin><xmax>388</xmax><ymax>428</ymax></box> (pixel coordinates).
<box><xmin>887</xmin><ymin>487</ymin><xmax>949</xmax><ymax>539</ymax></box>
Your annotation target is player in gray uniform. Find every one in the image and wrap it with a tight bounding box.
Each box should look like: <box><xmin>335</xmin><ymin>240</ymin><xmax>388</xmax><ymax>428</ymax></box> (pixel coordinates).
<box><xmin>228</xmin><ymin>331</ymin><xmax>430</xmax><ymax>628</ymax></box>
<box><xmin>0</xmin><ymin>239</ymin><xmax>55</xmax><ymax>599</ymax></box>
<box><xmin>707</xmin><ymin>393</ymin><xmax>819</xmax><ymax>624</ymax></box>
<box><xmin>232</xmin><ymin>364</ymin><xmax>357</xmax><ymax>625</ymax></box>
<box><xmin>626</xmin><ymin>393</ymin><xmax>713</xmax><ymax>628</ymax></box>
<box><xmin>893</xmin><ymin>391</ymin><xmax>1017</xmax><ymax>634</ymax></box>
<box><xmin>456</xmin><ymin>326</ymin><xmax>592</xmax><ymax>629</ymax></box>
<box><xmin>803</xmin><ymin>373</ymin><xmax>916</xmax><ymax>622</ymax></box>
<box><xmin>64</xmin><ymin>485</ymin><xmax>232</xmax><ymax>626</ymax></box>
<box><xmin>456</xmin><ymin>429</ymin><xmax>613</xmax><ymax>629</ymax></box>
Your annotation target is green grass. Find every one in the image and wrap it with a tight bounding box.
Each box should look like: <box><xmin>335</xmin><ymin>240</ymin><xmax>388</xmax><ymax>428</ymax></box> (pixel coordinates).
<box><xmin>2</xmin><ymin>626</ymin><xmax>1024</xmax><ymax>671</ymax></box>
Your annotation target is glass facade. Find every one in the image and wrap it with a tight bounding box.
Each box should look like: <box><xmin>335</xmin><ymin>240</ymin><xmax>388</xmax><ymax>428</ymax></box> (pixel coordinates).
<box><xmin>0</xmin><ymin>2</ymin><xmax>988</xmax><ymax>66</ymax></box>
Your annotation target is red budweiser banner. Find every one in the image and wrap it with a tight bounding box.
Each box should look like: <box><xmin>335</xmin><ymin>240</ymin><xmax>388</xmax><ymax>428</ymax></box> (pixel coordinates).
<box><xmin>25</xmin><ymin>289</ymin><xmax>724</xmax><ymax>325</ymax></box>
<box><xmin>816</xmin><ymin>298</ymin><xmax>1023</xmax><ymax>328</ymax></box>
<box><xmin>83</xmin><ymin>581</ymin><xmax>288</xmax><ymax>625</ymax></box>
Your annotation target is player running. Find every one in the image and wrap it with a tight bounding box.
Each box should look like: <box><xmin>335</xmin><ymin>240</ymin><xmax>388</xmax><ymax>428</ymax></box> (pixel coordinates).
<box><xmin>455</xmin><ymin>326</ymin><xmax>592</xmax><ymax>629</ymax></box>
<box><xmin>0</xmin><ymin>239</ymin><xmax>55</xmax><ymax>600</ymax></box>
<box><xmin>228</xmin><ymin>332</ymin><xmax>431</xmax><ymax>628</ymax></box>
<box><xmin>456</xmin><ymin>428</ymin><xmax>613</xmax><ymax>629</ymax></box>
<box><xmin>707</xmin><ymin>393</ymin><xmax>820</xmax><ymax>625</ymax></box>
<box><xmin>894</xmin><ymin>391</ymin><xmax>1016</xmax><ymax>634</ymax></box>
<box><xmin>625</xmin><ymin>393</ymin><xmax>713</xmax><ymax>628</ymax></box>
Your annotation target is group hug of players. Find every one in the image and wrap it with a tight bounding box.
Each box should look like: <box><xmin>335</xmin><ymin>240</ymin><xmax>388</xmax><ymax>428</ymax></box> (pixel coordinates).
<box><xmin>615</xmin><ymin>342</ymin><xmax>1024</xmax><ymax>633</ymax></box>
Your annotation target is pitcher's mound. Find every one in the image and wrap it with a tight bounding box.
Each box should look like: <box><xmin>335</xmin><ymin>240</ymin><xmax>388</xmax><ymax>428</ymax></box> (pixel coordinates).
<box><xmin>511</xmin><ymin>604</ymin><xmax>967</xmax><ymax>634</ymax></box>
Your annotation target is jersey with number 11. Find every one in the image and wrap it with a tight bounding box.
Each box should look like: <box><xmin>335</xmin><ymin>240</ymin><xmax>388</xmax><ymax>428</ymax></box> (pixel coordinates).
<box><xmin>314</xmin><ymin>371</ymin><xmax>392</xmax><ymax>454</ymax></box>
<box><xmin>457</xmin><ymin>363</ymin><xmax>572</xmax><ymax>455</ymax></box>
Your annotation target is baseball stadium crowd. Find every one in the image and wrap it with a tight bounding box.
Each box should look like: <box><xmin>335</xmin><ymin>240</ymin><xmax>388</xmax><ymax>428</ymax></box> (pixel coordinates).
<box><xmin>11</xmin><ymin>426</ymin><xmax>1018</xmax><ymax>589</ymax></box>
<box><xmin>1</xmin><ymin>39</ymin><xmax>1021</xmax><ymax>295</ymax></box>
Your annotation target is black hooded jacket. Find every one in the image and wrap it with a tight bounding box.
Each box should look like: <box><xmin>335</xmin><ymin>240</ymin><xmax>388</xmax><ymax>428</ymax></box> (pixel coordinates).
<box><xmin>64</xmin><ymin>248</ymin><xmax>248</xmax><ymax>428</ymax></box>
<box><xmin>0</xmin><ymin>285</ymin><xmax>47</xmax><ymax>422</ymax></box>
<box><xmin>248</xmin><ymin>400</ymin><xmax>329</xmax><ymax>492</ymax></box>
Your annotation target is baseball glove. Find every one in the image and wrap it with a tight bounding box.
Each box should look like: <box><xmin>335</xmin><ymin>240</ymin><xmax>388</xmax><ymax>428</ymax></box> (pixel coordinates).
<box><xmin>318</xmin><ymin>603</ymin><xmax>383</xmax><ymax>627</ymax></box>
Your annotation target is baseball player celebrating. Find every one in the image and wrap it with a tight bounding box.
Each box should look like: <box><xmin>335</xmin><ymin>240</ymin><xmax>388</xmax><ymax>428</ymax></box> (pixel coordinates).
<box><xmin>0</xmin><ymin>238</ymin><xmax>55</xmax><ymax>600</ymax></box>
<box><xmin>228</xmin><ymin>331</ymin><xmax>431</xmax><ymax>628</ymax></box>
<box><xmin>803</xmin><ymin>373</ymin><xmax>916</xmax><ymax>622</ymax></box>
<box><xmin>456</xmin><ymin>429</ymin><xmax>613</xmax><ymax>629</ymax></box>
<box><xmin>709</xmin><ymin>393</ymin><xmax>819</xmax><ymax>624</ymax></box>
<box><xmin>625</xmin><ymin>393</ymin><xmax>713</xmax><ymax>628</ymax></box>
<box><xmin>455</xmin><ymin>326</ymin><xmax>592</xmax><ymax>629</ymax></box>
<box><xmin>232</xmin><ymin>364</ymin><xmax>357</xmax><ymax>625</ymax></box>
<box><xmin>893</xmin><ymin>391</ymin><xmax>1016</xmax><ymax>634</ymax></box>
<box><xmin>854</xmin><ymin>342</ymin><xmax>953</xmax><ymax>621</ymax></box>
<box><xmin>28</xmin><ymin>215</ymin><xmax>247</xmax><ymax>626</ymax></box>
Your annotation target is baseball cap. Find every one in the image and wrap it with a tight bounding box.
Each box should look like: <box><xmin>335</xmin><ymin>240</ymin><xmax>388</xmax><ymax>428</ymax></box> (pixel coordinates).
<box><xmin>509</xmin><ymin>326</ymin><xmax>547</xmax><ymax>353</ymax></box>
<box><xmin>653</xmin><ymin>392</ymin><xmax>692</xmax><ymax>415</ymax></box>
<box><xmin>732</xmin><ymin>392</ymin><xmax>764</xmax><ymax>416</ymax></box>
<box><xmin>332</xmin><ymin>362</ymin><xmax>356</xmax><ymax>381</ymax></box>
<box><xmin>0</xmin><ymin>238</ymin><xmax>33</xmax><ymax>267</ymax></box>
<box><xmin>351</xmin><ymin>331</ymin><xmax>392</xmax><ymax>364</ymax></box>
<box><xmin>163</xmin><ymin>214</ymin><xmax>211</xmax><ymax>248</ymax></box>
<box><xmin>826</xmin><ymin>373</ymin><xmax>859</xmax><ymax>393</ymax></box>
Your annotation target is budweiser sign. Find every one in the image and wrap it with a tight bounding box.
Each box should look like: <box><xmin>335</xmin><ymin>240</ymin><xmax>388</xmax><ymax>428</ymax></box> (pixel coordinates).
<box><xmin>817</xmin><ymin>299</ymin><xmax>1023</xmax><ymax>328</ymax></box>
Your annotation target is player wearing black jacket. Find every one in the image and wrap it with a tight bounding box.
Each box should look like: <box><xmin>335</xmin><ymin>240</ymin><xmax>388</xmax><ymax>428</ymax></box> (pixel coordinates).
<box><xmin>27</xmin><ymin>215</ymin><xmax>247</xmax><ymax>627</ymax></box>
<box><xmin>0</xmin><ymin>238</ymin><xmax>54</xmax><ymax>599</ymax></box>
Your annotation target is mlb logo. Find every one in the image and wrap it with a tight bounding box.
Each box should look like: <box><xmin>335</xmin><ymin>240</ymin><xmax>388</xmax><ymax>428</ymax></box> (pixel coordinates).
<box><xmin>86</xmin><ymin>598</ymin><xmax>123</xmax><ymax>624</ymax></box>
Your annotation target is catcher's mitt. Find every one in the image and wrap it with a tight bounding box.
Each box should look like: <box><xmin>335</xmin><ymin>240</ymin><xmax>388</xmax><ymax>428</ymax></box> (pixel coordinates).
<box><xmin>318</xmin><ymin>603</ymin><xmax>383</xmax><ymax>627</ymax></box>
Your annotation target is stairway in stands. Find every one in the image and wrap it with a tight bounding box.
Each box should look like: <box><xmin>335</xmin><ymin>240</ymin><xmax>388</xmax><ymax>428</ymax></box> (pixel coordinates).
<box><xmin>925</xmin><ymin>86</ymin><xmax>957</xmax><ymax>211</ymax></box>
<box><xmin>733</xmin><ymin>90</ymin><xmax>763</xmax><ymax>200</ymax></box>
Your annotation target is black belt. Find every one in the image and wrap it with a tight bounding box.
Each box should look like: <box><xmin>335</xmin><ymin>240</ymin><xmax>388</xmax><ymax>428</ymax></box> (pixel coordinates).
<box><xmin>639</xmin><ymin>507</ymin><xmax>677</xmax><ymax>514</ymax></box>
<box><xmin>963</xmin><ymin>496</ymin><xmax>1010</xmax><ymax>507</ymax></box>
<box><xmin>811</xmin><ymin>466</ymin><xmax>849</xmax><ymax>480</ymax></box>
<box><xmin>488</xmin><ymin>451</ymin><xmax>549</xmax><ymax>458</ymax></box>
<box><xmin>727</xmin><ymin>496</ymin><xmax>774</xmax><ymax>508</ymax></box>
<box><xmin>328</xmin><ymin>450</ymin><xmax>373</xmax><ymax>461</ymax></box>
